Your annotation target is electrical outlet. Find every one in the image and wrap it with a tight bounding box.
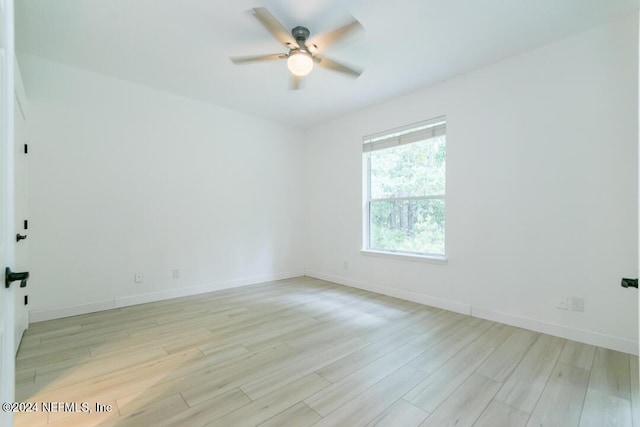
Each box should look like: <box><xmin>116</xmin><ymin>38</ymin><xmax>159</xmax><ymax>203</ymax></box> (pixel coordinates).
<box><xmin>343</xmin><ymin>261</ymin><xmax>349</xmax><ymax>270</ymax></box>
<box><xmin>134</xmin><ymin>273</ymin><xmax>143</xmax><ymax>284</ymax></box>
<box><xmin>172</xmin><ymin>269</ymin><xmax>180</xmax><ymax>279</ymax></box>
<box><xmin>556</xmin><ymin>297</ymin><xmax>568</xmax><ymax>310</ymax></box>
<box><xmin>571</xmin><ymin>297</ymin><xmax>584</xmax><ymax>312</ymax></box>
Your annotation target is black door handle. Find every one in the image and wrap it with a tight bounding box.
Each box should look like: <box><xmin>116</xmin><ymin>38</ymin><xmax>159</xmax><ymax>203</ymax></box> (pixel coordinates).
<box><xmin>16</xmin><ymin>234</ymin><xmax>27</xmax><ymax>242</ymax></box>
<box><xmin>621</xmin><ymin>278</ymin><xmax>638</xmax><ymax>289</ymax></box>
<box><xmin>5</xmin><ymin>267</ymin><xmax>29</xmax><ymax>288</ymax></box>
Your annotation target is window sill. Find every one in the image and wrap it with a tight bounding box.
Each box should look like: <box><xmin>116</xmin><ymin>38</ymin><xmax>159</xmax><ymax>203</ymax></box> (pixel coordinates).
<box><xmin>360</xmin><ymin>249</ymin><xmax>448</xmax><ymax>265</ymax></box>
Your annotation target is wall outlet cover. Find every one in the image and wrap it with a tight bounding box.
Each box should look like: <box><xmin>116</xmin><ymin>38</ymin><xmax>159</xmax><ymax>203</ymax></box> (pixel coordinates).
<box><xmin>571</xmin><ymin>297</ymin><xmax>584</xmax><ymax>312</ymax></box>
<box><xmin>556</xmin><ymin>297</ymin><xmax>568</xmax><ymax>310</ymax></box>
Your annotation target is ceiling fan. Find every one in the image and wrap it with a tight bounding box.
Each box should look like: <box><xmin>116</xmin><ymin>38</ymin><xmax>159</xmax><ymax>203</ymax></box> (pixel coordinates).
<box><xmin>230</xmin><ymin>7</ymin><xmax>364</xmax><ymax>89</ymax></box>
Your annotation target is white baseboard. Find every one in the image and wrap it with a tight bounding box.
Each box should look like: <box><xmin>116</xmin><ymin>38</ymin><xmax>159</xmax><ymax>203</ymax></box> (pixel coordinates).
<box><xmin>305</xmin><ymin>271</ymin><xmax>472</xmax><ymax>316</ymax></box>
<box><xmin>29</xmin><ymin>270</ymin><xmax>304</xmax><ymax>323</ymax></box>
<box><xmin>30</xmin><ymin>299</ymin><xmax>116</xmax><ymax>323</ymax></box>
<box><xmin>305</xmin><ymin>271</ymin><xmax>639</xmax><ymax>356</ymax></box>
<box><xmin>471</xmin><ymin>307</ymin><xmax>638</xmax><ymax>356</ymax></box>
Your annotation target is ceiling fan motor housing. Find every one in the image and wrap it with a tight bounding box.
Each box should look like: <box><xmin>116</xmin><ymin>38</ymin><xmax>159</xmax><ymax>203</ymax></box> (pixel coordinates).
<box><xmin>291</xmin><ymin>26</ymin><xmax>310</xmax><ymax>44</ymax></box>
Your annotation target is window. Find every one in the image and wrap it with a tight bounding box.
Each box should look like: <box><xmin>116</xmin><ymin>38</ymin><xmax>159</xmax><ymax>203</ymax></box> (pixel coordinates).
<box><xmin>363</xmin><ymin>117</ymin><xmax>446</xmax><ymax>258</ymax></box>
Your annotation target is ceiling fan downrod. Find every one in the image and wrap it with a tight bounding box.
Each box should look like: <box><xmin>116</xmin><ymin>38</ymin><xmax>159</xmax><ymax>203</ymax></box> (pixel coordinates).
<box><xmin>291</xmin><ymin>26</ymin><xmax>312</xmax><ymax>53</ymax></box>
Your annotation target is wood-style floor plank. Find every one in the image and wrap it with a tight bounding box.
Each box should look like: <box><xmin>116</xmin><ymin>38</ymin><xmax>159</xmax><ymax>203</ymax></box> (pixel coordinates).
<box><xmin>407</xmin><ymin>316</ymin><xmax>493</xmax><ymax>374</ymax></box>
<box><xmin>525</xmin><ymin>362</ymin><xmax>590</xmax><ymax>427</ymax></box>
<box><xmin>475</xmin><ymin>328</ymin><xmax>538</xmax><ymax>382</ymax></box>
<box><xmin>406</xmin><ymin>322</ymin><xmax>512</xmax><ymax>413</ymax></box>
<box><xmin>588</xmin><ymin>347</ymin><xmax>631</xmax><ymax>400</ymax></box>
<box><xmin>240</xmin><ymin>337</ymin><xmax>369</xmax><ymax>400</ymax></box>
<box><xmin>365</xmin><ymin>399</ymin><xmax>429</xmax><ymax>427</ymax></box>
<box><xmin>419</xmin><ymin>373</ymin><xmax>501</xmax><ymax>427</ymax></box>
<box><xmin>473</xmin><ymin>400</ymin><xmax>530</xmax><ymax>427</ymax></box>
<box><xmin>579</xmin><ymin>347</ymin><xmax>633</xmax><ymax>427</ymax></box>
<box><xmin>315</xmin><ymin>328</ymin><xmax>417</xmax><ymax>383</ymax></box>
<box><xmin>153</xmin><ymin>388</ymin><xmax>251</xmax><ymax>427</ymax></box>
<box><xmin>14</xmin><ymin>277</ymin><xmax>638</xmax><ymax>427</ymax></box>
<box><xmin>580</xmin><ymin>388</ymin><xmax>633</xmax><ymax>427</ymax></box>
<box><xmin>312</xmin><ymin>365</ymin><xmax>428</xmax><ymax>427</ymax></box>
<box><xmin>257</xmin><ymin>402</ymin><xmax>321</xmax><ymax>427</ymax></box>
<box><xmin>206</xmin><ymin>374</ymin><xmax>329</xmax><ymax>427</ymax></box>
<box><xmin>494</xmin><ymin>334</ymin><xmax>566</xmax><ymax>413</ymax></box>
<box><xmin>631</xmin><ymin>356</ymin><xmax>640</xmax><ymax>427</ymax></box>
<box><xmin>305</xmin><ymin>342</ymin><xmax>424</xmax><ymax>416</ymax></box>
<box><xmin>559</xmin><ymin>340</ymin><xmax>596</xmax><ymax>370</ymax></box>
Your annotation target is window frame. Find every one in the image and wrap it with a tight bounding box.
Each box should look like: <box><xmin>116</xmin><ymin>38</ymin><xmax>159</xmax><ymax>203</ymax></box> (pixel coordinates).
<box><xmin>362</xmin><ymin>117</ymin><xmax>447</xmax><ymax>262</ymax></box>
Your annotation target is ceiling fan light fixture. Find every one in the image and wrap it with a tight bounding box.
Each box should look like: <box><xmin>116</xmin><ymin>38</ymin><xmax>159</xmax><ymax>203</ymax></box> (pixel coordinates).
<box><xmin>287</xmin><ymin>51</ymin><xmax>313</xmax><ymax>76</ymax></box>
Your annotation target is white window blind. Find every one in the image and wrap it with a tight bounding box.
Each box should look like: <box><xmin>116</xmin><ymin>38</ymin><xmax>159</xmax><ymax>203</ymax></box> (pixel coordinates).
<box><xmin>363</xmin><ymin>117</ymin><xmax>446</xmax><ymax>153</ymax></box>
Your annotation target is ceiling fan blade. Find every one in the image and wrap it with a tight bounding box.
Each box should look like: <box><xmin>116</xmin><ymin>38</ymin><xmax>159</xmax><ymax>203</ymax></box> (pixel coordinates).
<box><xmin>308</xmin><ymin>19</ymin><xmax>363</xmax><ymax>52</ymax></box>
<box><xmin>290</xmin><ymin>75</ymin><xmax>302</xmax><ymax>90</ymax></box>
<box><xmin>230</xmin><ymin>53</ymin><xmax>287</xmax><ymax>64</ymax></box>
<box><xmin>315</xmin><ymin>55</ymin><xmax>362</xmax><ymax>78</ymax></box>
<box><xmin>252</xmin><ymin>7</ymin><xmax>296</xmax><ymax>48</ymax></box>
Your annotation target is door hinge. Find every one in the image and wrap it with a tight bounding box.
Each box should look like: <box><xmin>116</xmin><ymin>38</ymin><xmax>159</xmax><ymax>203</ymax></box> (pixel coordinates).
<box><xmin>24</xmin><ymin>295</ymin><xmax>28</xmax><ymax>305</ymax></box>
<box><xmin>24</xmin><ymin>144</ymin><xmax>28</xmax><ymax>154</ymax></box>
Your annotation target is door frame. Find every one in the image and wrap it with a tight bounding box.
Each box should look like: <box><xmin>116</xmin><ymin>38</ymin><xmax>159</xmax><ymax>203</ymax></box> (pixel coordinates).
<box><xmin>13</xmin><ymin>58</ymin><xmax>27</xmax><ymax>351</ymax></box>
<box><xmin>0</xmin><ymin>0</ymin><xmax>16</xmax><ymax>426</ymax></box>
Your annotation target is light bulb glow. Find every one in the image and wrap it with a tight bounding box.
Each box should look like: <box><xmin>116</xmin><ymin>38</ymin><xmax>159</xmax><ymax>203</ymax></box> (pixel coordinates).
<box><xmin>287</xmin><ymin>51</ymin><xmax>313</xmax><ymax>76</ymax></box>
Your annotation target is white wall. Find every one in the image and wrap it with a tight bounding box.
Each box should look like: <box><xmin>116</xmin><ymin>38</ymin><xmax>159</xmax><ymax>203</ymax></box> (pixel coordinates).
<box><xmin>19</xmin><ymin>55</ymin><xmax>306</xmax><ymax>321</ymax></box>
<box><xmin>304</xmin><ymin>14</ymin><xmax>639</xmax><ymax>354</ymax></box>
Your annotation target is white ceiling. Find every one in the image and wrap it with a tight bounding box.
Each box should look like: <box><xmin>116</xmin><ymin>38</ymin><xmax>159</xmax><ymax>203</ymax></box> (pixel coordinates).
<box><xmin>15</xmin><ymin>0</ymin><xmax>639</xmax><ymax>129</ymax></box>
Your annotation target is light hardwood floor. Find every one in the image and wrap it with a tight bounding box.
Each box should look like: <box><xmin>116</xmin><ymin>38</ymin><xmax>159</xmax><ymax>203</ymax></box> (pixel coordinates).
<box><xmin>14</xmin><ymin>277</ymin><xmax>640</xmax><ymax>426</ymax></box>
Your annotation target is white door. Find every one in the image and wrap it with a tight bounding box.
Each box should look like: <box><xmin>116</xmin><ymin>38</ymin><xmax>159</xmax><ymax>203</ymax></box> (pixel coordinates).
<box><xmin>13</xmin><ymin>90</ymin><xmax>27</xmax><ymax>351</ymax></box>
<box><xmin>0</xmin><ymin>0</ymin><xmax>16</xmax><ymax>426</ymax></box>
